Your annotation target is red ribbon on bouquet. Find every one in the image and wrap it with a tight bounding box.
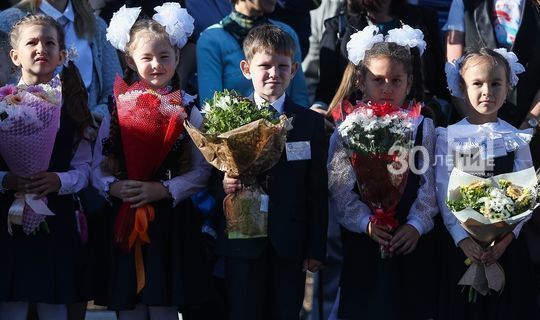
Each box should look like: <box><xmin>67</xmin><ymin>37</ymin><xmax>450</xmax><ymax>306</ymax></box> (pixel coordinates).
<box><xmin>369</xmin><ymin>208</ymin><xmax>399</xmax><ymax>230</ymax></box>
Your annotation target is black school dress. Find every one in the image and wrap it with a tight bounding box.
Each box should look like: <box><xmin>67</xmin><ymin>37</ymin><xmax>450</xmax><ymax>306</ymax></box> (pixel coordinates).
<box><xmin>438</xmin><ymin>152</ymin><xmax>539</xmax><ymax>320</ymax></box>
<box><xmin>338</xmin><ymin>120</ymin><xmax>441</xmax><ymax>320</ymax></box>
<box><xmin>0</xmin><ymin>109</ymin><xmax>91</xmax><ymax>304</ymax></box>
<box><xmin>92</xmin><ymin>105</ymin><xmax>216</xmax><ymax>311</ymax></box>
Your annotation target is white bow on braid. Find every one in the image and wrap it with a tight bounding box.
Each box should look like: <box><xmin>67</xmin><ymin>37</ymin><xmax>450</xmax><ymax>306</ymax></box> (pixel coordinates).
<box><xmin>346</xmin><ymin>24</ymin><xmax>427</xmax><ymax>66</ymax></box>
<box><xmin>106</xmin><ymin>2</ymin><xmax>194</xmax><ymax>52</ymax></box>
<box><xmin>445</xmin><ymin>48</ymin><xmax>525</xmax><ymax>99</ymax></box>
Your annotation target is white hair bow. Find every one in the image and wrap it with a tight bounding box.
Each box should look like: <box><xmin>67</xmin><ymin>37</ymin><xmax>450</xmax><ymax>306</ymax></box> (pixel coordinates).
<box><xmin>106</xmin><ymin>3</ymin><xmax>194</xmax><ymax>52</ymax></box>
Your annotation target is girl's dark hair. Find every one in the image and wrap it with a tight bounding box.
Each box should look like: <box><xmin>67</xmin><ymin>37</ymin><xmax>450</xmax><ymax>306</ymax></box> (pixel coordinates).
<box><xmin>459</xmin><ymin>47</ymin><xmax>512</xmax><ymax>88</ymax></box>
<box><xmin>61</xmin><ymin>61</ymin><xmax>92</xmax><ymax>142</ymax></box>
<box><xmin>347</xmin><ymin>0</ymin><xmax>407</xmax><ymax>17</ymax></box>
<box><xmin>102</xmin><ymin>18</ymin><xmax>190</xmax><ymax>178</ymax></box>
<box><xmin>327</xmin><ymin>41</ymin><xmax>425</xmax><ymax>118</ymax></box>
<box><xmin>10</xmin><ymin>14</ymin><xmax>91</xmax><ymax>142</ymax></box>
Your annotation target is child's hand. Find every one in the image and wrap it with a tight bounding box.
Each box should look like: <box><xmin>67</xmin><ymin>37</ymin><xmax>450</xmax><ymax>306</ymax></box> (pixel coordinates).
<box><xmin>26</xmin><ymin>172</ymin><xmax>61</xmax><ymax>197</ymax></box>
<box><xmin>2</xmin><ymin>172</ymin><xmax>31</xmax><ymax>192</ymax></box>
<box><xmin>120</xmin><ymin>180</ymin><xmax>171</xmax><ymax>208</ymax></box>
<box><xmin>389</xmin><ymin>224</ymin><xmax>420</xmax><ymax>255</ymax></box>
<box><xmin>458</xmin><ymin>237</ymin><xmax>483</xmax><ymax>264</ymax></box>
<box><xmin>481</xmin><ymin>233</ymin><xmax>513</xmax><ymax>265</ymax></box>
<box><xmin>223</xmin><ymin>173</ymin><xmax>241</xmax><ymax>194</ymax></box>
<box><xmin>303</xmin><ymin>258</ymin><xmax>323</xmax><ymax>273</ymax></box>
<box><xmin>367</xmin><ymin>221</ymin><xmax>393</xmax><ymax>247</ymax></box>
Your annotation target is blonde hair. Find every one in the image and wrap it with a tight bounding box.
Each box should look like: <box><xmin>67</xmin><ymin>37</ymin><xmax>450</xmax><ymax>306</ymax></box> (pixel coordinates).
<box><xmin>10</xmin><ymin>14</ymin><xmax>65</xmax><ymax>50</ymax></box>
<box><xmin>16</xmin><ymin>0</ymin><xmax>96</xmax><ymax>39</ymax></box>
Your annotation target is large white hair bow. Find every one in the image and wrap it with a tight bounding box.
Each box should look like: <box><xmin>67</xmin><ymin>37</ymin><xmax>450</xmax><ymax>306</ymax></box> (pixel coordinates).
<box><xmin>106</xmin><ymin>5</ymin><xmax>141</xmax><ymax>52</ymax></box>
<box><xmin>346</xmin><ymin>25</ymin><xmax>384</xmax><ymax>65</ymax></box>
<box><xmin>106</xmin><ymin>2</ymin><xmax>194</xmax><ymax>52</ymax></box>
<box><xmin>346</xmin><ymin>24</ymin><xmax>426</xmax><ymax>65</ymax></box>
<box><xmin>493</xmin><ymin>48</ymin><xmax>525</xmax><ymax>87</ymax></box>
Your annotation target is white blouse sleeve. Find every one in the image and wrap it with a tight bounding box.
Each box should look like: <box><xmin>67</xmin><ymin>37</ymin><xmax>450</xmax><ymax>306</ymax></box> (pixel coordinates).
<box><xmin>162</xmin><ymin>107</ymin><xmax>211</xmax><ymax>206</ymax></box>
<box><xmin>55</xmin><ymin>138</ymin><xmax>92</xmax><ymax>195</ymax></box>
<box><xmin>406</xmin><ymin>118</ymin><xmax>438</xmax><ymax>235</ymax></box>
<box><xmin>327</xmin><ymin>130</ymin><xmax>373</xmax><ymax>234</ymax></box>
<box><xmin>435</xmin><ymin>128</ymin><xmax>469</xmax><ymax>245</ymax></box>
<box><xmin>91</xmin><ymin>113</ymin><xmax>117</xmax><ymax>198</ymax></box>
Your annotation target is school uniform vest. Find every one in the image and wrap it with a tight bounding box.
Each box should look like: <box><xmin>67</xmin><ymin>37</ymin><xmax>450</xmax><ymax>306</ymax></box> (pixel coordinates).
<box><xmin>0</xmin><ymin>106</ymin><xmax>90</xmax><ymax>304</ymax></box>
<box><xmin>338</xmin><ymin>120</ymin><xmax>440</xmax><ymax>320</ymax></box>
<box><xmin>92</xmin><ymin>100</ymin><xmax>216</xmax><ymax>310</ymax></box>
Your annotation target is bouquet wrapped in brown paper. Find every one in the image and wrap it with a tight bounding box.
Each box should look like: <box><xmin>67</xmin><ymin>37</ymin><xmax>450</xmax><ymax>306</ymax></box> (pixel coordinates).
<box><xmin>185</xmin><ymin>90</ymin><xmax>291</xmax><ymax>238</ymax></box>
<box><xmin>446</xmin><ymin>167</ymin><xmax>539</xmax><ymax>301</ymax></box>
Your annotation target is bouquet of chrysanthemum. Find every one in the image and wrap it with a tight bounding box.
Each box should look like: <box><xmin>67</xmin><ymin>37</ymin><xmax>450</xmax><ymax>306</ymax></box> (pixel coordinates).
<box><xmin>0</xmin><ymin>76</ymin><xmax>62</xmax><ymax>235</ymax></box>
<box><xmin>185</xmin><ymin>89</ymin><xmax>291</xmax><ymax>239</ymax></box>
<box><xmin>446</xmin><ymin>167</ymin><xmax>539</xmax><ymax>300</ymax></box>
<box><xmin>336</xmin><ymin>100</ymin><xmax>421</xmax><ymax>258</ymax></box>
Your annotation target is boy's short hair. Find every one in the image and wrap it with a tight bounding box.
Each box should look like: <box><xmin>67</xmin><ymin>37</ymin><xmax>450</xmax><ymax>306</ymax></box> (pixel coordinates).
<box><xmin>242</xmin><ymin>24</ymin><xmax>296</xmax><ymax>62</ymax></box>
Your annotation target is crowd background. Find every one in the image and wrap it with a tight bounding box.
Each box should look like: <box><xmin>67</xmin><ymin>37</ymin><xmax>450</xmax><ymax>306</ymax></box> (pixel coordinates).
<box><xmin>0</xmin><ymin>0</ymin><xmax>538</xmax><ymax>319</ymax></box>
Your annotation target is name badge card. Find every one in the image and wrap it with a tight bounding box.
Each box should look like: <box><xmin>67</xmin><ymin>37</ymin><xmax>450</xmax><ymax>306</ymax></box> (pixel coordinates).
<box><xmin>286</xmin><ymin>141</ymin><xmax>311</xmax><ymax>161</ymax></box>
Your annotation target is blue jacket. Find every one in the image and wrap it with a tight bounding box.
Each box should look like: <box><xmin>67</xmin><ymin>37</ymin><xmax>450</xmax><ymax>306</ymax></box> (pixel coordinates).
<box><xmin>196</xmin><ymin>19</ymin><xmax>309</xmax><ymax>107</ymax></box>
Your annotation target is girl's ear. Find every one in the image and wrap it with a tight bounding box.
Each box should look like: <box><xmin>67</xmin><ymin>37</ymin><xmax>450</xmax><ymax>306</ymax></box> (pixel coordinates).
<box><xmin>9</xmin><ymin>49</ymin><xmax>21</xmax><ymax>67</ymax></box>
<box><xmin>356</xmin><ymin>72</ymin><xmax>365</xmax><ymax>92</ymax></box>
<box><xmin>175</xmin><ymin>47</ymin><xmax>180</xmax><ymax>66</ymax></box>
<box><xmin>58</xmin><ymin>49</ymin><xmax>67</xmax><ymax>66</ymax></box>
<box><xmin>240</xmin><ymin>60</ymin><xmax>251</xmax><ymax>79</ymax></box>
<box><xmin>125</xmin><ymin>55</ymin><xmax>137</xmax><ymax>72</ymax></box>
<box><xmin>406</xmin><ymin>74</ymin><xmax>413</xmax><ymax>95</ymax></box>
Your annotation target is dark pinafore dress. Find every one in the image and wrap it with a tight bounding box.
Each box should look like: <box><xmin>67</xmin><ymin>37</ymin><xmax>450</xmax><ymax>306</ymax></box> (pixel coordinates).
<box><xmin>92</xmin><ymin>103</ymin><xmax>216</xmax><ymax>311</ymax></box>
<box><xmin>338</xmin><ymin>120</ymin><xmax>441</xmax><ymax>320</ymax></box>
<box><xmin>438</xmin><ymin>152</ymin><xmax>539</xmax><ymax>320</ymax></box>
<box><xmin>0</xmin><ymin>108</ymin><xmax>91</xmax><ymax>304</ymax></box>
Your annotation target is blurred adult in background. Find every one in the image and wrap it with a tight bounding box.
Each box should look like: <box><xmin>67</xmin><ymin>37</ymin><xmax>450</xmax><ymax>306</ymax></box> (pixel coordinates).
<box><xmin>302</xmin><ymin>0</ymin><xmax>344</xmax><ymax>105</ymax></box>
<box><xmin>268</xmin><ymin>0</ymin><xmax>322</xmax><ymax>59</ymax></box>
<box><xmin>186</xmin><ymin>0</ymin><xmax>232</xmax><ymax>40</ymax></box>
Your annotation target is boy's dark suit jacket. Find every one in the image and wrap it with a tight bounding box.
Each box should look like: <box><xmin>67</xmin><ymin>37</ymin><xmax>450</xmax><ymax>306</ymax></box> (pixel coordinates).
<box><xmin>213</xmin><ymin>96</ymin><xmax>328</xmax><ymax>263</ymax></box>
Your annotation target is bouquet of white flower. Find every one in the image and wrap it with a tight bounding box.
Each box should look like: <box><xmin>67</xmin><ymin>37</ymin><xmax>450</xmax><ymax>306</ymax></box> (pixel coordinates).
<box><xmin>446</xmin><ymin>167</ymin><xmax>539</xmax><ymax>300</ymax></box>
<box><xmin>186</xmin><ymin>90</ymin><xmax>291</xmax><ymax>239</ymax></box>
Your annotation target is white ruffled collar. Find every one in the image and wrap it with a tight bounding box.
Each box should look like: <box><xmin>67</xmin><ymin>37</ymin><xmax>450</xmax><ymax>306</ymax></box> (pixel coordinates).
<box><xmin>439</xmin><ymin>117</ymin><xmax>533</xmax><ymax>152</ymax></box>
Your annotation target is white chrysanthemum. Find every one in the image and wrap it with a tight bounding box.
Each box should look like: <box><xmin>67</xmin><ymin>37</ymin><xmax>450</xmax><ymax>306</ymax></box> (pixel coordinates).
<box><xmin>106</xmin><ymin>5</ymin><xmax>141</xmax><ymax>52</ymax></box>
<box><xmin>385</xmin><ymin>25</ymin><xmax>426</xmax><ymax>56</ymax></box>
<box><xmin>445</xmin><ymin>58</ymin><xmax>464</xmax><ymax>98</ymax></box>
<box><xmin>493</xmin><ymin>48</ymin><xmax>525</xmax><ymax>87</ymax></box>
<box><xmin>153</xmin><ymin>2</ymin><xmax>194</xmax><ymax>49</ymax></box>
<box><xmin>346</xmin><ymin>25</ymin><xmax>384</xmax><ymax>65</ymax></box>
